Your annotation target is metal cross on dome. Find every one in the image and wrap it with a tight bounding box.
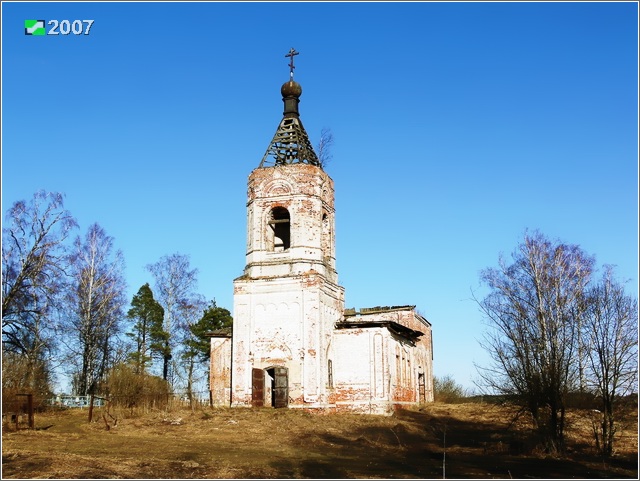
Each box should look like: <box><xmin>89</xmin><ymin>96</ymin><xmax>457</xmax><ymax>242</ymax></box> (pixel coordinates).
<box><xmin>285</xmin><ymin>48</ymin><xmax>299</xmax><ymax>80</ymax></box>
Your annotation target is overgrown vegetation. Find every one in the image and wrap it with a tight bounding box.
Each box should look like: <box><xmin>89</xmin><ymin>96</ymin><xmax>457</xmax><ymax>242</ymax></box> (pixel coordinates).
<box><xmin>1</xmin><ymin>353</ymin><xmax>53</xmax><ymax>412</ymax></box>
<box><xmin>104</xmin><ymin>363</ymin><xmax>171</xmax><ymax>412</ymax></box>
<box><xmin>476</xmin><ymin>230</ymin><xmax>638</xmax><ymax>456</ymax></box>
<box><xmin>2</xmin><ymin>191</ymin><xmax>233</xmax><ymax>410</ymax></box>
<box><xmin>433</xmin><ymin>375</ymin><xmax>468</xmax><ymax>403</ymax></box>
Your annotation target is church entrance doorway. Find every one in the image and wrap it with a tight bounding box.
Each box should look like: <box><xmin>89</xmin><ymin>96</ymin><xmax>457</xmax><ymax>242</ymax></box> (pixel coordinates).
<box><xmin>251</xmin><ymin>368</ymin><xmax>264</xmax><ymax>407</ymax></box>
<box><xmin>251</xmin><ymin>366</ymin><xmax>289</xmax><ymax>408</ymax></box>
<box><xmin>266</xmin><ymin>366</ymin><xmax>288</xmax><ymax>408</ymax></box>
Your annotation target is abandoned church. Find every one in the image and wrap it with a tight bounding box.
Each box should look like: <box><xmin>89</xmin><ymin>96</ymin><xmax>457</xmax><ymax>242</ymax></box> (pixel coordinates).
<box><xmin>209</xmin><ymin>50</ymin><xmax>434</xmax><ymax>415</ymax></box>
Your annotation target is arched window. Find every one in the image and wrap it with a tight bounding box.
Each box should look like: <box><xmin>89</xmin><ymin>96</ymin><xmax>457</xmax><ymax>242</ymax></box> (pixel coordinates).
<box><xmin>269</xmin><ymin>207</ymin><xmax>290</xmax><ymax>252</ymax></box>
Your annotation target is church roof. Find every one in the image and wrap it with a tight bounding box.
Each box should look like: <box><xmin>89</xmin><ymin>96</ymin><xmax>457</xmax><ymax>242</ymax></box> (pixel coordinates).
<box><xmin>335</xmin><ymin>319</ymin><xmax>424</xmax><ymax>344</ymax></box>
<box><xmin>204</xmin><ymin>327</ymin><xmax>232</xmax><ymax>338</ymax></box>
<box><xmin>340</xmin><ymin>305</ymin><xmax>432</xmax><ymax>343</ymax></box>
<box><xmin>344</xmin><ymin>305</ymin><xmax>432</xmax><ymax>327</ymax></box>
<box><xmin>344</xmin><ymin>305</ymin><xmax>417</xmax><ymax>316</ymax></box>
<box><xmin>259</xmin><ymin>48</ymin><xmax>321</xmax><ymax>168</ymax></box>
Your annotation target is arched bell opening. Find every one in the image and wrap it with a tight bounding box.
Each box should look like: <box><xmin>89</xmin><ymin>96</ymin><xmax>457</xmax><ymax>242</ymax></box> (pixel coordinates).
<box><xmin>269</xmin><ymin>207</ymin><xmax>290</xmax><ymax>252</ymax></box>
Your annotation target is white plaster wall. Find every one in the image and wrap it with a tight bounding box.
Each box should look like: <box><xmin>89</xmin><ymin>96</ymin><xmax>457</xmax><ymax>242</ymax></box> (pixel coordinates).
<box><xmin>231</xmin><ymin>163</ymin><xmax>344</xmax><ymax>408</ymax></box>
<box><xmin>209</xmin><ymin>337</ymin><xmax>231</xmax><ymax>405</ymax></box>
<box><xmin>353</xmin><ymin>309</ymin><xmax>433</xmax><ymax>404</ymax></box>
<box><xmin>331</xmin><ymin>327</ymin><xmax>398</xmax><ymax>415</ymax></box>
<box><xmin>330</xmin><ymin>308</ymin><xmax>434</xmax><ymax>413</ymax></box>
<box><xmin>331</xmin><ymin>329</ymin><xmax>380</xmax><ymax>398</ymax></box>
<box><xmin>232</xmin><ymin>273</ymin><xmax>343</xmax><ymax>408</ymax></box>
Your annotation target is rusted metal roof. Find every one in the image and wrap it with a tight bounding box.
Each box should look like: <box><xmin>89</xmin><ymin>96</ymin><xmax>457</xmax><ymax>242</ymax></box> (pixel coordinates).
<box><xmin>335</xmin><ymin>319</ymin><xmax>424</xmax><ymax>344</ymax></box>
<box><xmin>343</xmin><ymin>305</ymin><xmax>432</xmax><ymax>333</ymax></box>
<box><xmin>204</xmin><ymin>327</ymin><xmax>232</xmax><ymax>338</ymax></box>
<box><xmin>344</xmin><ymin>305</ymin><xmax>417</xmax><ymax>316</ymax></box>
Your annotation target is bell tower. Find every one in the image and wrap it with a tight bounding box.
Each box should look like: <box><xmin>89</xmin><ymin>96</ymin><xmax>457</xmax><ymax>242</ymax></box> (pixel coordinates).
<box><xmin>231</xmin><ymin>49</ymin><xmax>345</xmax><ymax>408</ymax></box>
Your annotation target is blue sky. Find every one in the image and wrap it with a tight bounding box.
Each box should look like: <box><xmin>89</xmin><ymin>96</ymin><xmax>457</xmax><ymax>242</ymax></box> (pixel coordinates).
<box><xmin>2</xmin><ymin>1</ymin><xmax>638</xmax><ymax>391</ymax></box>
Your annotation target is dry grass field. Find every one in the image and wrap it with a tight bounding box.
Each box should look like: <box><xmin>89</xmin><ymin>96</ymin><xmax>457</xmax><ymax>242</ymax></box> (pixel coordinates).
<box><xmin>2</xmin><ymin>401</ymin><xmax>637</xmax><ymax>479</ymax></box>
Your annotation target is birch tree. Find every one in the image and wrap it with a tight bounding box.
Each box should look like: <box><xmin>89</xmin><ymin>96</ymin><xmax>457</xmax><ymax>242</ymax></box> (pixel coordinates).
<box><xmin>176</xmin><ymin>295</ymin><xmax>207</xmax><ymax>405</ymax></box>
<box><xmin>66</xmin><ymin>223</ymin><xmax>127</xmax><ymax>395</ymax></box>
<box><xmin>476</xmin><ymin>230</ymin><xmax>594</xmax><ymax>452</ymax></box>
<box><xmin>2</xmin><ymin>190</ymin><xmax>77</xmax><ymax>396</ymax></box>
<box><xmin>582</xmin><ymin>266</ymin><xmax>638</xmax><ymax>457</ymax></box>
<box><xmin>146</xmin><ymin>253</ymin><xmax>199</xmax><ymax>384</ymax></box>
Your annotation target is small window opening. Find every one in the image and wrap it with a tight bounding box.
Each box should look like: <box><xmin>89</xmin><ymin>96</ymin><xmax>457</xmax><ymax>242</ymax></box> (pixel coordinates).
<box><xmin>328</xmin><ymin>359</ymin><xmax>334</xmax><ymax>388</ymax></box>
<box><xmin>269</xmin><ymin>207</ymin><xmax>290</xmax><ymax>252</ymax></box>
<box><xmin>321</xmin><ymin>211</ymin><xmax>330</xmax><ymax>258</ymax></box>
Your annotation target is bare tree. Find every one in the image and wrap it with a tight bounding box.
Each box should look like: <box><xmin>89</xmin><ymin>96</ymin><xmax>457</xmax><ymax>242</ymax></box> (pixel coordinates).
<box><xmin>66</xmin><ymin>223</ymin><xmax>127</xmax><ymax>395</ymax></box>
<box><xmin>582</xmin><ymin>266</ymin><xmax>638</xmax><ymax>457</ymax></box>
<box><xmin>176</xmin><ymin>295</ymin><xmax>207</xmax><ymax>406</ymax></box>
<box><xmin>146</xmin><ymin>253</ymin><xmax>199</xmax><ymax>384</ymax></box>
<box><xmin>2</xmin><ymin>190</ymin><xmax>77</xmax><ymax>395</ymax></box>
<box><xmin>316</xmin><ymin>127</ymin><xmax>334</xmax><ymax>168</ymax></box>
<box><xmin>475</xmin><ymin>230</ymin><xmax>595</xmax><ymax>452</ymax></box>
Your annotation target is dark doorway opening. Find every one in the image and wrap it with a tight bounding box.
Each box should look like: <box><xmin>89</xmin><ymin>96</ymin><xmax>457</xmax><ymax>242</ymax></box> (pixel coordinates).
<box><xmin>266</xmin><ymin>366</ymin><xmax>289</xmax><ymax>408</ymax></box>
<box><xmin>269</xmin><ymin>207</ymin><xmax>290</xmax><ymax>252</ymax></box>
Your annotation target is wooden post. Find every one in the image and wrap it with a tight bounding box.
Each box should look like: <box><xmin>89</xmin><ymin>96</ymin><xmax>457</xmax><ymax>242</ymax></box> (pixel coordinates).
<box><xmin>16</xmin><ymin>394</ymin><xmax>35</xmax><ymax>429</ymax></box>
<box><xmin>88</xmin><ymin>394</ymin><xmax>95</xmax><ymax>423</ymax></box>
<box><xmin>27</xmin><ymin>394</ymin><xmax>34</xmax><ymax>429</ymax></box>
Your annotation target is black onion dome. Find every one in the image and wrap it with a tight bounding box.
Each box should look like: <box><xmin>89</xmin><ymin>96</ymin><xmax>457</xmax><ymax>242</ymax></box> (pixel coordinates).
<box><xmin>281</xmin><ymin>80</ymin><xmax>302</xmax><ymax>98</ymax></box>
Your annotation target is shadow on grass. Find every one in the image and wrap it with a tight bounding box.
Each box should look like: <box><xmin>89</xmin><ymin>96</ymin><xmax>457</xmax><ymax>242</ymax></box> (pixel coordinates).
<box><xmin>274</xmin><ymin>408</ymin><xmax>637</xmax><ymax>479</ymax></box>
<box><xmin>1</xmin><ymin>453</ymin><xmax>54</xmax><ymax>479</ymax></box>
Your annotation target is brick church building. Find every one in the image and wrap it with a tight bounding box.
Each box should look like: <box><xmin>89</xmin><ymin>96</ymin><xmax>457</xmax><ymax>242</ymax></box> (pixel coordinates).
<box><xmin>209</xmin><ymin>50</ymin><xmax>433</xmax><ymax>414</ymax></box>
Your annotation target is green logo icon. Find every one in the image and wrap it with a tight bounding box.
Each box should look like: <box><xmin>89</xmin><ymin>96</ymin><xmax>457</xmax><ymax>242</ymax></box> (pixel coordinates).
<box><xmin>25</xmin><ymin>20</ymin><xmax>46</xmax><ymax>35</ymax></box>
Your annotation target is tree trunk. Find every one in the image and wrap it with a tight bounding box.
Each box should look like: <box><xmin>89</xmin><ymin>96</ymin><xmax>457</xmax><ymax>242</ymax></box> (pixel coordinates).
<box><xmin>163</xmin><ymin>354</ymin><xmax>170</xmax><ymax>381</ymax></box>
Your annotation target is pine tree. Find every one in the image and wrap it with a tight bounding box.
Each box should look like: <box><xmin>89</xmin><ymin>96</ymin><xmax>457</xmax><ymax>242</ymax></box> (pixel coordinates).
<box><xmin>126</xmin><ymin>283</ymin><xmax>166</xmax><ymax>375</ymax></box>
<box><xmin>180</xmin><ymin>300</ymin><xmax>232</xmax><ymax>404</ymax></box>
<box><xmin>187</xmin><ymin>300</ymin><xmax>233</xmax><ymax>362</ymax></box>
